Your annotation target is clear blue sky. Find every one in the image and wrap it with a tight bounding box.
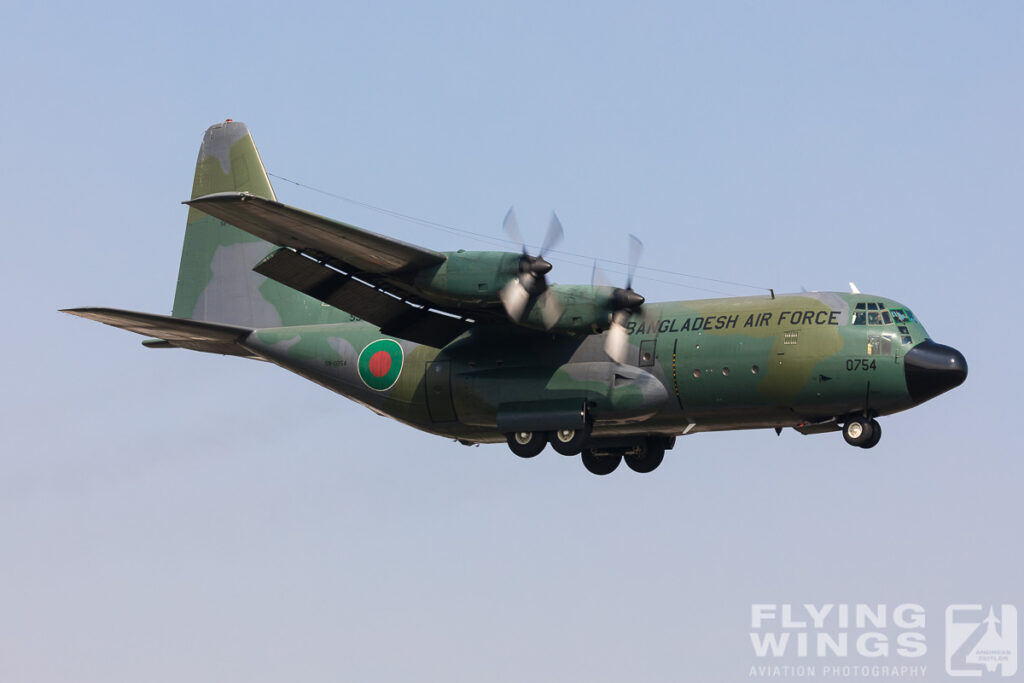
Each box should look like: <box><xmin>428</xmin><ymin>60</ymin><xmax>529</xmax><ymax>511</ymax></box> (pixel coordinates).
<box><xmin>3</xmin><ymin>2</ymin><xmax>1021</xmax><ymax>681</ymax></box>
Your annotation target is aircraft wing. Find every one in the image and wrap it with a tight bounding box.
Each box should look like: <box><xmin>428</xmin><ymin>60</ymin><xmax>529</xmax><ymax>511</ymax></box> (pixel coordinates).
<box><xmin>186</xmin><ymin>192</ymin><xmax>492</xmax><ymax>346</ymax></box>
<box><xmin>62</xmin><ymin>307</ymin><xmax>260</xmax><ymax>358</ymax></box>
<box><xmin>250</xmin><ymin>247</ymin><xmax>474</xmax><ymax>347</ymax></box>
<box><xmin>186</xmin><ymin>193</ymin><xmax>446</xmax><ymax>274</ymax></box>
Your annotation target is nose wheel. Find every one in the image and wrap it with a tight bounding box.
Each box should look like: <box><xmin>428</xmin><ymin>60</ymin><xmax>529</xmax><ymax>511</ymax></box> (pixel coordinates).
<box><xmin>843</xmin><ymin>418</ymin><xmax>882</xmax><ymax>449</ymax></box>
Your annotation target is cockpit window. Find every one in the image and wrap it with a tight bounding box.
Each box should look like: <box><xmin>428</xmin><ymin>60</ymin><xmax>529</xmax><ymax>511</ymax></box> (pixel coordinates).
<box><xmin>854</xmin><ymin>303</ymin><xmax>904</xmax><ymax>326</ymax></box>
<box><xmin>890</xmin><ymin>308</ymin><xmax>915</xmax><ymax>323</ymax></box>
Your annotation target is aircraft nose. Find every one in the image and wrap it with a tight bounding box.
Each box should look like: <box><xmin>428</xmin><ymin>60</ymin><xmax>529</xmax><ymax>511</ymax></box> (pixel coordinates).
<box><xmin>904</xmin><ymin>340</ymin><xmax>968</xmax><ymax>403</ymax></box>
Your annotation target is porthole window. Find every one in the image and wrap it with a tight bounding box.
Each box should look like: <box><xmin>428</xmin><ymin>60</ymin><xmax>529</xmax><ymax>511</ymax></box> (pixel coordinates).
<box><xmin>751</xmin><ymin>365</ymin><xmax>760</xmax><ymax>374</ymax></box>
<box><xmin>639</xmin><ymin>339</ymin><xmax>656</xmax><ymax>367</ymax></box>
<box><xmin>722</xmin><ymin>367</ymin><xmax>731</xmax><ymax>376</ymax></box>
<box><xmin>693</xmin><ymin>369</ymin><xmax>702</xmax><ymax>378</ymax></box>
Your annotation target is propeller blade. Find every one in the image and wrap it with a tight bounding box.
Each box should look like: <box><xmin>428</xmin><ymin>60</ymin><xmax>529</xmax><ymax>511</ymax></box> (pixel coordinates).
<box><xmin>591</xmin><ymin>261</ymin><xmax>612</xmax><ymax>288</ymax></box>
<box><xmin>605</xmin><ymin>314</ymin><xmax>631</xmax><ymax>364</ymax></box>
<box><xmin>500</xmin><ymin>277</ymin><xmax>531</xmax><ymax>321</ymax></box>
<box><xmin>626</xmin><ymin>234</ymin><xmax>643</xmax><ymax>290</ymax></box>
<box><xmin>503</xmin><ymin>206</ymin><xmax>524</xmax><ymax>249</ymax></box>
<box><xmin>540</xmin><ymin>212</ymin><xmax>564</xmax><ymax>257</ymax></box>
<box><xmin>538</xmin><ymin>289</ymin><xmax>565</xmax><ymax>329</ymax></box>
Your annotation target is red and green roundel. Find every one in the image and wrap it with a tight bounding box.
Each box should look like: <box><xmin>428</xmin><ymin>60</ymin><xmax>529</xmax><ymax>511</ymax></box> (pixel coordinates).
<box><xmin>357</xmin><ymin>339</ymin><xmax>404</xmax><ymax>391</ymax></box>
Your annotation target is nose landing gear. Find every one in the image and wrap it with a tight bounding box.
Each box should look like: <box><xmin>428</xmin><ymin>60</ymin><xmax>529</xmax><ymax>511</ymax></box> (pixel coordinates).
<box><xmin>843</xmin><ymin>418</ymin><xmax>882</xmax><ymax>449</ymax></box>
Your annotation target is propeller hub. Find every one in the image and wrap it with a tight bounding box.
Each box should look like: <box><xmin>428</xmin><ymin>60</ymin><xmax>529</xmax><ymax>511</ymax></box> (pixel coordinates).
<box><xmin>531</xmin><ymin>257</ymin><xmax>552</xmax><ymax>275</ymax></box>
<box><xmin>612</xmin><ymin>288</ymin><xmax>645</xmax><ymax>310</ymax></box>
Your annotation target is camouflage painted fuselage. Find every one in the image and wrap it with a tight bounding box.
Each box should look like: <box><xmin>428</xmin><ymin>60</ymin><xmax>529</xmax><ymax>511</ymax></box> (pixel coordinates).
<box><xmin>66</xmin><ymin>121</ymin><xmax>966</xmax><ymax>460</ymax></box>
<box><xmin>243</xmin><ymin>290</ymin><xmax>933</xmax><ymax>444</ymax></box>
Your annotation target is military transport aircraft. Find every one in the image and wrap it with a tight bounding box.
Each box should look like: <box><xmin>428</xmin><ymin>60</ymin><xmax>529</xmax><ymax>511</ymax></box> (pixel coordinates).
<box><xmin>64</xmin><ymin>120</ymin><xmax>968</xmax><ymax>475</ymax></box>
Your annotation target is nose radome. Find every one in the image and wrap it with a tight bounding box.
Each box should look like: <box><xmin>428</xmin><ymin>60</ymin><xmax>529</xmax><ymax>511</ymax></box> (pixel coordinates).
<box><xmin>904</xmin><ymin>340</ymin><xmax>968</xmax><ymax>404</ymax></box>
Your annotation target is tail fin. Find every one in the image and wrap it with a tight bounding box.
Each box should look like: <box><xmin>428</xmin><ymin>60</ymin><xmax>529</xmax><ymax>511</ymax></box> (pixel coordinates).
<box><xmin>171</xmin><ymin>120</ymin><xmax>347</xmax><ymax>328</ymax></box>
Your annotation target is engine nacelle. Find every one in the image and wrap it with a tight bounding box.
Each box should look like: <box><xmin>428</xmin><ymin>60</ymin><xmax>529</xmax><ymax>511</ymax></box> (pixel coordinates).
<box><xmin>412</xmin><ymin>252</ymin><xmax>619</xmax><ymax>334</ymax></box>
<box><xmin>512</xmin><ymin>284</ymin><xmax>618</xmax><ymax>335</ymax></box>
<box><xmin>412</xmin><ymin>250</ymin><xmax>520</xmax><ymax>305</ymax></box>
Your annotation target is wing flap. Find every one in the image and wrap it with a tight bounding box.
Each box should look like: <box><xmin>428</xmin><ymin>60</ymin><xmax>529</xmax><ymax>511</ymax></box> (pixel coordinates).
<box><xmin>253</xmin><ymin>248</ymin><xmax>471</xmax><ymax>347</ymax></box>
<box><xmin>186</xmin><ymin>192</ymin><xmax>446</xmax><ymax>274</ymax></box>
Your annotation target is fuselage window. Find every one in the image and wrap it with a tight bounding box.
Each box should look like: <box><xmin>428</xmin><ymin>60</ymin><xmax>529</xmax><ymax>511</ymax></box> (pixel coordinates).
<box><xmin>639</xmin><ymin>339</ymin><xmax>656</xmax><ymax>367</ymax></box>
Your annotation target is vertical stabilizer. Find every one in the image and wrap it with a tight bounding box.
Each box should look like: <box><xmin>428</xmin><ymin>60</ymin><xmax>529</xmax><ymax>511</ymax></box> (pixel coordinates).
<box><xmin>171</xmin><ymin>120</ymin><xmax>347</xmax><ymax>328</ymax></box>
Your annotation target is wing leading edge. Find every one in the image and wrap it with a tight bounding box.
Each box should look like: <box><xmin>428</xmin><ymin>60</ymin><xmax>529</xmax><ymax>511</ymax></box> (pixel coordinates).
<box><xmin>186</xmin><ymin>192</ymin><xmax>445</xmax><ymax>274</ymax></box>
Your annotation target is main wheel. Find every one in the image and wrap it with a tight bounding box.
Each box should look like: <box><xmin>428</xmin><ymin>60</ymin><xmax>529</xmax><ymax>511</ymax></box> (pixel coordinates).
<box><xmin>842</xmin><ymin>418</ymin><xmax>875</xmax><ymax>447</ymax></box>
<box><xmin>549</xmin><ymin>425</ymin><xmax>590</xmax><ymax>456</ymax></box>
<box><xmin>860</xmin><ymin>419</ymin><xmax>882</xmax><ymax>449</ymax></box>
<box><xmin>506</xmin><ymin>431</ymin><xmax>546</xmax><ymax>458</ymax></box>
<box><xmin>625</xmin><ymin>439</ymin><xmax>665</xmax><ymax>474</ymax></box>
<box><xmin>581</xmin><ymin>450</ymin><xmax>621</xmax><ymax>475</ymax></box>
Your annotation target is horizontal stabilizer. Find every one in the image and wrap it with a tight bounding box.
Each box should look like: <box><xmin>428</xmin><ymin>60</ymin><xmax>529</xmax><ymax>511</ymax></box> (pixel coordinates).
<box><xmin>62</xmin><ymin>307</ymin><xmax>259</xmax><ymax>358</ymax></box>
<box><xmin>186</xmin><ymin>192</ymin><xmax>446</xmax><ymax>275</ymax></box>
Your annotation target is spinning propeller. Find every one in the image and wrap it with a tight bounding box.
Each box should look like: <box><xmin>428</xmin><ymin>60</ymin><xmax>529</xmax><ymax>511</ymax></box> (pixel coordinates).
<box><xmin>499</xmin><ymin>207</ymin><xmax>565</xmax><ymax>329</ymax></box>
<box><xmin>603</xmin><ymin>235</ymin><xmax>646</xmax><ymax>364</ymax></box>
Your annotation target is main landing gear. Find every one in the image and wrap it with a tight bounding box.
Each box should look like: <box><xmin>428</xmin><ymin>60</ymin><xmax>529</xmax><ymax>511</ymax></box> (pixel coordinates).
<box><xmin>579</xmin><ymin>438</ymin><xmax>668</xmax><ymax>475</ymax></box>
<box><xmin>506</xmin><ymin>429</ymin><xmax>673</xmax><ymax>476</ymax></box>
<box><xmin>506</xmin><ymin>431</ymin><xmax>547</xmax><ymax>458</ymax></box>
<box><xmin>580</xmin><ymin>437</ymin><xmax>670</xmax><ymax>475</ymax></box>
<box><xmin>505</xmin><ymin>423</ymin><xmax>591</xmax><ymax>459</ymax></box>
<box><xmin>843</xmin><ymin>417</ymin><xmax>882</xmax><ymax>449</ymax></box>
